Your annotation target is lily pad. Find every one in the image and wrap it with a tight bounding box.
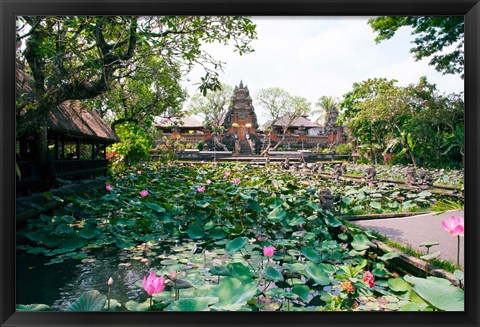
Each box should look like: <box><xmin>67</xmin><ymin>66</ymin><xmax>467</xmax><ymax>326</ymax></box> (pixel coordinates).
<box><xmin>305</xmin><ymin>262</ymin><xmax>331</xmax><ymax>286</ymax></box>
<box><xmin>225</xmin><ymin>237</ymin><xmax>248</xmax><ymax>254</ymax></box>
<box><xmin>16</xmin><ymin>304</ymin><xmax>52</xmax><ymax>311</ymax></box>
<box><xmin>264</xmin><ymin>266</ymin><xmax>284</xmax><ymax>281</ymax></box>
<box><xmin>165</xmin><ymin>297</ymin><xmax>218</xmax><ymax>311</ymax></box>
<box><xmin>404</xmin><ymin>275</ymin><xmax>464</xmax><ymax>311</ymax></box>
<box><xmin>208</xmin><ymin>277</ymin><xmax>258</xmax><ymax>311</ymax></box>
<box><xmin>67</xmin><ymin>290</ymin><xmax>107</xmax><ymax>311</ymax></box>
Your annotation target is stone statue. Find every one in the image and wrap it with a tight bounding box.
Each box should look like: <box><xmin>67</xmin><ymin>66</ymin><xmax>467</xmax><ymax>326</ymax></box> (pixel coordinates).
<box><xmin>318</xmin><ymin>188</ymin><xmax>335</xmax><ymax>212</ymax></box>
<box><xmin>364</xmin><ymin>165</ymin><xmax>376</xmax><ymax>181</ymax></box>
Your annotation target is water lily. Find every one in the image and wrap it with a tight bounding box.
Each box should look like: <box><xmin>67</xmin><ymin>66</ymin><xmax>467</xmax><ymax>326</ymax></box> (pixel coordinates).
<box><xmin>107</xmin><ymin>277</ymin><xmax>113</xmax><ymax>310</ymax></box>
<box><xmin>105</xmin><ymin>184</ymin><xmax>114</xmax><ymax>191</ymax></box>
<box><xmin>140</xmin><ymin>190</ymin><xmax>149</xmax><ymax>197</ymax></box>
<box><xmin>233</xmin><ymin>178</ymin><xmax>241</xmax><ymax>184</ymax></box>
<box><xmin>363</xmin><ymin>271</ymin><xmax>375</xmax><ymax>288</ymax></box>
<box><xmin>263</xmin><ymin>245</ymin><xmax>275</xmax><ymax>257</ymax></box>
<box><xmin>224</xmin><ymin>172</ymin><xmax>231</xmax><ymax>178</ymax></box>
<box><xmin>441</xmin><ymin>215</ymin><xmax>464</xmax><ymax>267</ymax></box>
<box><xmin>142</xmin><ymin>272</ymin><xmax>165</xmax><ymax>308</ymax></box>
<box><xmin>197</xmin><ymin>186</ymin><xmax>206</xmax><ymax>193</ymax></box>
<box><xmin>441</xmin><ymin>216</ymin><xmax>464</xmax><ymax>236</ymax></box>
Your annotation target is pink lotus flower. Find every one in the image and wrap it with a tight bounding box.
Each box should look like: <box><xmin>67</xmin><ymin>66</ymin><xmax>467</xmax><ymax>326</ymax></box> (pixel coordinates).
<box><xmin>106</xmin><ymin>184</ymin><xmax>114</xmax><ymax>191</ymax></box>
<box><xmin>233</xmin><ymin>178</ymin><xmax>241</xmax><ymax>184</ymax></box>
<box><xmin>224</xmin><ymin>172</ymin><xmax>231</xmax><ymax>178</ymax></box>
<box><xmin>206</xmin><ymin>179</ymin><xmax>212</xmax><ymax>184</ymax></box>
<box><xmin>140</xmin><ymin>190</ymin><xmax>149</xmax><ymax>197</ymax></box>
<box><xmin>169</xmin><ymin>270</ymin><xmax>177</xmax><ymax>281</ymax></box>
<box><xmin>263</xmin><ymin>245</ymin><xmax>275</xmax><ymax>257</ymax></box>
<box><xmin>107</xmin><ymin>277</ymin><xmax>113</xmax><ymax>286</ymax></box>
<box><xmin>142</xmin><ymin>272</ymin><xmax>165</xmax><ymax>296</ymax></box>
<box><xmin>346</xmin><ymin>178</ymin><xmax>351</xmax><ymax>183</ymax></box>
<box><xmin>364</xmin><ymin>271</ymin><xmax>375</xmax><ymax>288</ymax></box>
<box><xmin>441</xmin><ymin>216</ymin><xmax>464</xmax><ymax>236</ymax></box>
<box><xmin>137</xmin><ymin>170</ymin><xmax>142</xmax><ymax>174</ymax></box>
<box><xmin>197</xmin><ymin>186</ymin><xmax>206</xmax><ymax>193</ymax></box>
<box><xmin>368</xmin><ymin>182</ymin><xmax>374</xmax><ymax>187</ymax></box>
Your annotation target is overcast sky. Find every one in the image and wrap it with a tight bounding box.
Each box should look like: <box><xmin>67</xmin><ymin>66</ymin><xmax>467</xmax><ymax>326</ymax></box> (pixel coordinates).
<box><xmin>182</xmin><ymin>17</ymin><xmax>464</xmax><ymax>125</ymax></box>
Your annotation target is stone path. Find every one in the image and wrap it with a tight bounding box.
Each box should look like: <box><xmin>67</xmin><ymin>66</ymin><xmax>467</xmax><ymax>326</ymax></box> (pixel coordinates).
<box><xmin>352</xmin><ymin>210</ymin><xmax>464</xmax><ymax>267</ymax></box>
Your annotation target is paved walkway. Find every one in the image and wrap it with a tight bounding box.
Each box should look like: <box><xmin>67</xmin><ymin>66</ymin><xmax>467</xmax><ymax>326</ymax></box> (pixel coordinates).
<box><xmin>353</xmin><ymin>210</ymin><xmax>464</xmax><ymax>267</ymax></box>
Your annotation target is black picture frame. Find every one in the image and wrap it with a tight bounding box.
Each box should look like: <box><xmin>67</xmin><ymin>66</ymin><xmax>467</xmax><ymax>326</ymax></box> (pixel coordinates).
<box><xmin>1</xmin><ymin>0</ymin><xmax>478</xmax><ymax>326</ymax></box>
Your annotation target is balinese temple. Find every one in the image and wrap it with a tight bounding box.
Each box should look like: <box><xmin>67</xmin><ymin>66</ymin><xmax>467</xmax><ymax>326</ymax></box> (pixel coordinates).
<box><xmin>222</xmin><ymin>81</ymin><xmax>259</xmax><ymax>140</ymax></box>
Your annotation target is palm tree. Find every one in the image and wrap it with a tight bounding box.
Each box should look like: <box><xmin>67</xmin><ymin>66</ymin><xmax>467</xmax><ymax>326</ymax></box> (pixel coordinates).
<box><xmin>311</xmin><ymin>96</ymin><xmax>339</xmax><ymax>126</ymax></box>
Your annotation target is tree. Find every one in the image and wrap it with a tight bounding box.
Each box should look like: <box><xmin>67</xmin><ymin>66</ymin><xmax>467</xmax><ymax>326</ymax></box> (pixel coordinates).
<box><xmin>311</xmin><ymin>95</ymin><xmax>339</xmax><ymax>126</ymax></box>
<box><xmin>187</xmin><ymin>83</ymin><xmax>234</xmax><ymax>151</ymax></box>
<box><xmin>256</xmin><ymin>87</ymin><xmax>311</xmax><ymax>154</ymax></box>
<box><xmin>16</xmin><ymin>16</ymin><xmax>257</xmax><ymax>165</ymax></box>
<box><xmin>339</xmin><ymin>76</ymin><xmax>464</xmax><ymax>167</ymax></box>
<box><xmin>90</xmin><ymin>56</ymin><xmax>187</xmax><ymax>133</ymax></box>
<box><xmin>368</xmin><ymin>16</ymin><xmax>464</xmax><ymax>77</ymax></box>
<box><xmin>187</xmin><ymin>83</ymin><xmax>233</xmax><ymax>132</ymax></box>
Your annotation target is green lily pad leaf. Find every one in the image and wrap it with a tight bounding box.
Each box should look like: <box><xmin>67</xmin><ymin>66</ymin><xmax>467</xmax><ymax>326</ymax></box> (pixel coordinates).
<box><xmin>351</xmin><ymin>234</ymin><xmax>371</xmax><ymax>251</ymax></box>
<box><xmin>338</xmin><ymin>233</ymin><xmax>348</xmax><ymax>241</ymax></box>
<box><xmin>454</xmin><ymin>270</ymin><xmax>464</xmax><ymax>281</ymax></box>
<box><xmin>228</xmin><ymin>262</ymin><xmax>253</xmax><ymax>281</ymax></box>
<box><xmin>144</xmin><ymin>202</ymin><xmax>166</xmax><ymax>213</ymax></box>
<box><xmin>369</xmin><ymin>201</ymin><xmax>382</xmax><ymax>210</ymax></box>
<box><xmin>61</xmin><ymin>234</ymin><xmax>87</xmax><ymax>251</ymax></box>
<box><xmin>209</xmin><ymin>227</ymin><xmax>228</xmax><ymax>240</ymax></box>
<box><xmin>42</xmin><ymin>235</ymin><xmax>63</xmax><ymax>248</ymax></box>
<box><xmin>209</xmin><ymin>265</ymin><xmax>232</xmax><ymax>277</ymax></box>
<box><xmin>176</xmin><ymin>279</ymin><xmax>193</xmax><ymax>289</ymax></box>
<box><xmin>404</xmin><ymin>275</ymin><xmax>464</xmax><ymax>311</ymax></box>
<box><xmin>166</xmin><ymin>297</ymin><xmax>218</xmax><ymax>311</ymax></box>
<box><xmin>284</xmin><ymin>263</ymin><xmax>306</xmax><ymax>273</ymax></box>
<box><xmin>419</xmin><ymin>241</ymin><xmax>440</xmax><ymax>248</ymax></box>
<box><xmin>208</xmin><ymin>277</ymin><xmax>258</xmax><ymax>311</ymax></box>
<box><xmin>67</xmin><ymin>290</ymin><xmax>107</xmax><ymax>311</ymax></box>
<box><xmin>79</xmin><ymin>228</ymin><xmax>97</xmax><ymax>240</ymax></box>
<box><xmin>264</xmin><ymin>266</ymin><xmax>284</xmax><ymax>281</ymax></box>
<box><xmin>378</xmin><ymin>252</ymin><xmax>400</xmax><ymax>261</ymax></box>
<box><xmin>420</xmin><ymin>251</ymin><xmax>441</xmax><ymax>261</ymax></box>
<box><xmin>305</xmin><ymin>262</ymin><xmax>330</xmax><ymax>286</ymax></box>
<box><xmin>26</xmin><ymin>231</ymin><xmax>46</xmax><ymax>243</ymax></box>
<box><xmin>399</xmin><ymin>302</ymin><xmax>422</xmax><ymax>311</ymax></box>
<box><xmin>187</xmin><ymin>224</ymin><xmax>204</xmax><ymax>240</ymax></box>
<box><xmin>372</xmin><ymin>267</ymin><xmax>387</xmax><ymax>278</ymax></box>
<box><xmin>104</xmin><ymin>299</ymin><xmax>122</xmax><ymax>311</ymax></box>
<box><xmin>225</xmin><ymin>237</ymin><xmax>248</xmax><ymax>254</ymax></box>
<box><xmin>16</xmin><ymin>304</ymin><xmax>52</xmax><ymax>311</ymax></box>
<box><xmin>45</xmin><ymin>257</ymin><xmax>65</xmax><ymax>265</ymax></box>
<box><xmin>101</xmin><ymin>193</ymin><xmax>116</xmax><ymax>201</ymax></box>
<box><xmin>125</xmin><ymin>299</ymin><xmax>151</xmax><ymax>312</ymax></box>
<box><xmin>301</xmin><ymin>247</ymin><xmax>321</xmax><ymax>263</ymax></box>
<box><xmin>267</xmin><ymin>206</ymin><xmax>286</xmax><ymax>222</ymax></box>
<box><xmin>324</xmin><ymin>214</ymin><xmax>342</xmax><ymax>227</ymax></box>
<box><xmin>388</xmin><ymin>277</ymin><xmax>410</xmax><ymax>292</ymax></box>
<box><xmin>292</xmin><ymin>285</ymin><xmax>310</xmax><ymax>302</ymax></box>
<box><xmin>319</xmin><ymin>263</ymin><xmax>336</xmax><ymax>274</ymax></box>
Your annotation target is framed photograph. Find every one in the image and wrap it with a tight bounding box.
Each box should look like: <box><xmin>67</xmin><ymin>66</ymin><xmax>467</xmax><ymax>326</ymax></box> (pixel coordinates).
<box><xmin>1</xmin><ymin>0</ymin><xmax>479</xmax><ymax>326</ymax></box>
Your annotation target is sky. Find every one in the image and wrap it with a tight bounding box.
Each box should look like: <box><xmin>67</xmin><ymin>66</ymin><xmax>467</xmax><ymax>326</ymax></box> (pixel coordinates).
<box><xmin>182</xmin><ymin>16</ymin><xmax>464</xmax><ymax>125</ymax></box>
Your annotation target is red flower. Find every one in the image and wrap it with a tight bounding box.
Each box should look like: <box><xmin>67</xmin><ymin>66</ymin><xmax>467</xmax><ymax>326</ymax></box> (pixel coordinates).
<box><xmin>364</xmin><ymin>271</ymin><xmax>375</xmax><ymax>288</ymax></box>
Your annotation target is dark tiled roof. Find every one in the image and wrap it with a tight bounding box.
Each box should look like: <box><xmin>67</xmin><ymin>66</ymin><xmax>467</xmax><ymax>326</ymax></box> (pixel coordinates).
<box><xmin>259</xmin><ymin>115</ymin><xmax>320</xmax><ymax>131</ymax></box>
<box><xmin>48</xmin><ymin>101</ymin><xmax>120</xmax><ymax>142</ymax></box>
<box><xmin>155</xmin><ymin>115</ymin><xmax>204</xmax><ymax>128</ymax></box>
<box><xmin>16</xmin><ymin>67</ymin><xmax>119</xmax><ymax>143</ymax></box>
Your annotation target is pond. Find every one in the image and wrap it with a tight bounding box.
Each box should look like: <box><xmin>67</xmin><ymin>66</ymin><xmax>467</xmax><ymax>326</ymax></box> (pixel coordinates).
<box><xmin>16</xmin><ymin>162</ymin><xmax>464</xmax><ymax>311</ymax></box>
